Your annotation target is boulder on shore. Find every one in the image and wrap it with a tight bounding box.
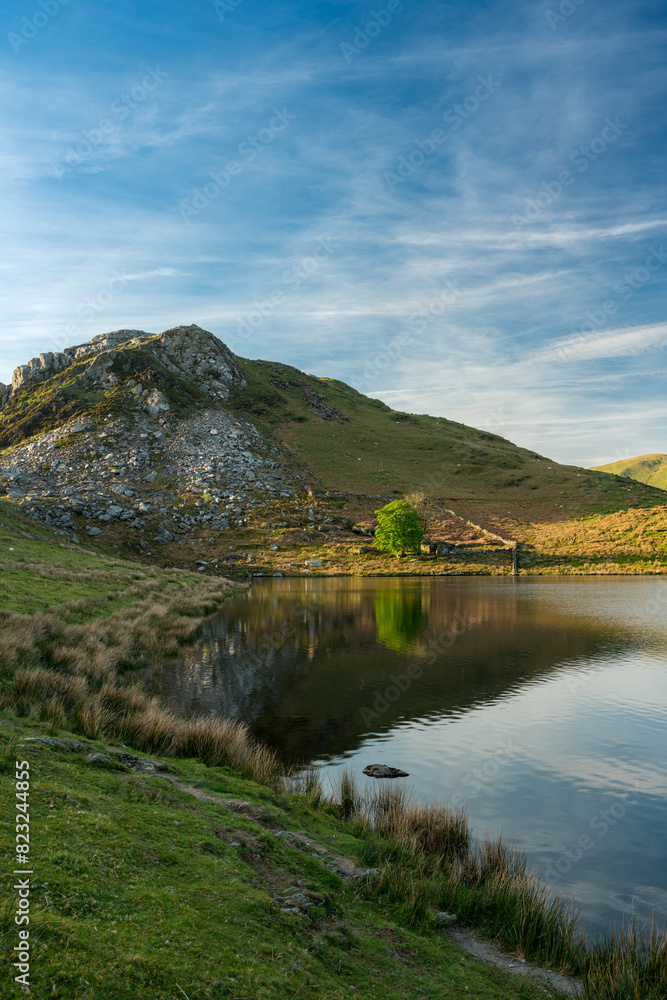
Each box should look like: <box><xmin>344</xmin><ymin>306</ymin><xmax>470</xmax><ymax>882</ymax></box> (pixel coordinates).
<box><xmin>362</xmin><ymin>763</ymin><xmax>410</xmax><ymax>778</ymax></box>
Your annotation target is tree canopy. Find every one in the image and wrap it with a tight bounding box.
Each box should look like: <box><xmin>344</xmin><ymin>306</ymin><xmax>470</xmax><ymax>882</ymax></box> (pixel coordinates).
<box><xmin>373</xmin><ymin>499</ymin><xmax>424</xmax><ymax>556</ymax></box>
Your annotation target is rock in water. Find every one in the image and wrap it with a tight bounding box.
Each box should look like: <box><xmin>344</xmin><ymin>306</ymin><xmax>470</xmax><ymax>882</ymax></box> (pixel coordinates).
<box><xmin>362</xmin><ymin>763</ymin><xmax>410</xmax><ymax>778</ymax></box>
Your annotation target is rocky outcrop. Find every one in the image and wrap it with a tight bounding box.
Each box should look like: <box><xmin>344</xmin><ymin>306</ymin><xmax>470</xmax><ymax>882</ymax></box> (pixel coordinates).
<box><xmin>155</xmin><ymin>325</ymin><xmax>245</xmax><ymax>399</ymax></box>
<box><xmin>144</xmin><ymin>389</ymin><xmax>170</xmax><ymax>417</ymax></box>
<box><xmin>2</xmin><ymin>324</ymin><xmax>245</xmax><ymax>408</ymax></box>
<box><xmin>0</xmin><ymin>323</ymin><xmax>320</xmax><ymax>561</ymax></box>
<box><xmin>5</xmin><ymin>329</ymin><xmax>150</xmax><ymax>403</ymax></box>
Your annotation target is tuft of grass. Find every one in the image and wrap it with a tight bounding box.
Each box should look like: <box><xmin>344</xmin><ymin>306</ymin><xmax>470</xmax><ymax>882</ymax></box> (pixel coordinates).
<box><xmin>330</xmin><ymin>780</ymin><xmax>582</xmax><ymax>975</ymax></box>
<box><xmin>333</xmin><ymin>766</ymin><xmax>363</xmax><ymax>820</ymax></box>
<box><xmin>584</xmin><ymin>920</ymin><xmax>667</xmax><ymax>1000</ymax></box>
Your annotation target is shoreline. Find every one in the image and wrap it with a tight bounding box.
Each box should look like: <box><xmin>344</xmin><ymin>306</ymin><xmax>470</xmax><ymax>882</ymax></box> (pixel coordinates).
<box><xmin>1</xmin><ymin>502</ymin><xmax>665</xmax><ymax>998</ymax></box>
<box><xmin>1</xmin><ymin>714</ymin><xmax>662</xmax><ymax>1000</ymax></box>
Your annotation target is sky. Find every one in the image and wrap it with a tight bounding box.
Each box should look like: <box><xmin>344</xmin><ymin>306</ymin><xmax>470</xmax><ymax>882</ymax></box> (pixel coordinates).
<box><xmin>1</xmin><ymin>0</ymin><xmax>666</xmax><ymax>468</ymax></box>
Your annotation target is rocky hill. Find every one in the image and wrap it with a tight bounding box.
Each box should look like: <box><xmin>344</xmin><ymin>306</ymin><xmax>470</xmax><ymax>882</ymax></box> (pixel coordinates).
<box><xmin>0</xmin><ymin>326</ymin><xmax>311</xmax><ymax>553</ymax></box>
<box><xmin>1</xmin><ymin>324</ymin><xmax>665</xmax><ymax>569</ymax></box>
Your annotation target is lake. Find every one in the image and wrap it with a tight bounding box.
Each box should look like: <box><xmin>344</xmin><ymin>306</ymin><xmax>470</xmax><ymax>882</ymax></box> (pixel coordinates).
<box><xmin>145</xmin><ymin>575</ymin><xmax>667</xmax><ymax>936</ymax></box>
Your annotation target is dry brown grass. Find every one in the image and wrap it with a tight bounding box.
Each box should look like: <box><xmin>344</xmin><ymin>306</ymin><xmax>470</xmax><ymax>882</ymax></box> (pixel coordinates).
<box><xmin>0</xmin><ymin>569</ymin><xmax>284</xmax><ymax>787</ymax></box>
<box><xmin>330</xmin><ymin>776</ymin><xmax>470</xmax><ymax>862</ymax></box>
<box><xmin>523</xmin><ymin>506</ymin><xmax>667</xmax><ymax>570</ymax></box>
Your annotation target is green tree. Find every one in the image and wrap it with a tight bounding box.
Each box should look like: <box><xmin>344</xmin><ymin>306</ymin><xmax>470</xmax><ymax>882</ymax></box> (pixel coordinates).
<box><xmin>373</xmin><ymin>500</ymin><xmax>424</xmax><ymax>556</ymax></box>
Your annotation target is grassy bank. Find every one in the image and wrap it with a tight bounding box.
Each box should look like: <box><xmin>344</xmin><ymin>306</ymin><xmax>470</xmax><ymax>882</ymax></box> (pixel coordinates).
<box><xmin>0</xmin><ymin>500</ymin><xmax>282</xmax><ymax>786</ymax></box>
<box><xmin>1</xmin><ymin>720</ymin><xmax>665</xmax><ymax>999</ymax></box>
<box><xmin>0</xmin><ymin>718</ymin><xmax>561</xmax><ymax>1000</ymax></box>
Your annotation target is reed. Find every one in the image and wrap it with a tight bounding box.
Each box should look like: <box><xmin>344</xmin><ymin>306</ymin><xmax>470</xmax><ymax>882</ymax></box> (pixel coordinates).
<box><xmin>333</xmin><ymin>766</ymin><xmax>363</xmax><ymax>820</ymax></box>
<box><xmin>583</xmin><ymin>920</ymin><xmax>667</xmax><ymax>1000</ymax></box>
<box><xmin>332</xmin><ymin>779</ymin><xmax>583</xmax><ymax>970</ymax></box>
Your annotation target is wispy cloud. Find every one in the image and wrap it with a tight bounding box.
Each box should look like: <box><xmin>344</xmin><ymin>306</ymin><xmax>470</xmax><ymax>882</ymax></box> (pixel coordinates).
<box><xmin>0</xmin><ymin>0</ymin><xmax>665</xmax><ymax>467</ymax></box>
<box><xmin>535</xmin><ymin>323</ymin><xmax>667</xmax><ymax>364</ymax></box>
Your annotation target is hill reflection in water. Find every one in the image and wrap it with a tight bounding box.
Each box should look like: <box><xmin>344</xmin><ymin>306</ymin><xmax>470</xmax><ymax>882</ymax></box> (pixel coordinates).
<box><xmin>146</xmin><ymin>576</ymin><xmax>630</xmax><ymax>761</ymax></box>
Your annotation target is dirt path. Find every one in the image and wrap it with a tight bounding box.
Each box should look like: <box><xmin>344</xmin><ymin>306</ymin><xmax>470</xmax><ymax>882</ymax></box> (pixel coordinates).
<box><xmin>445</xmin><ymin>926</ymin><xmax>583</xmax><ymax>996</ymax></box>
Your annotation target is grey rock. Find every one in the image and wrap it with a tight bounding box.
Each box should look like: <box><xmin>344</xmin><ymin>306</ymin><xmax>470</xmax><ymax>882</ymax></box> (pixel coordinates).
<box><xmin>435</xmin><ymin>912</ymin><xmax>458</xmax><ymax>925</ymax></box>
<box><xmin>144</xmin><ymin>388</ymin><xmax>170</xmax><ymax>417</ymax></box>
<box><xmin>87</xmin><ymin>526</ymin><xmax>102</xmax><ymax>536</ymax></box>
<box><xmin>86</xmin><ymin>753</ymin><xmax>111</xmax><ymax>765</ymax></box>
<box><xmin>23</xmin><ymin>737</ymin><xmax>90</xmax><ymax>751</ymax></box>
<box><xmin>362</xmin><ymin>763</ymin><xmax>410</xmax><ymax>779</ymax></box>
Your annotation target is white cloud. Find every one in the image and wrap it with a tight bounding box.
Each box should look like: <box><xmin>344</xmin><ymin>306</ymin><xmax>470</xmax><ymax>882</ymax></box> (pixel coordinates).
<box><xmin>535</xmin><ymin>323</ymin><xmax>667</xmax><ymax>364</ymax></box>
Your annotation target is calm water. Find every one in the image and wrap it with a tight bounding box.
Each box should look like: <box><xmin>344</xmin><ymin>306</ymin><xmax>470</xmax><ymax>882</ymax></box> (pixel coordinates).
<box><xmin>146</xmin><ymin>576</ymin><xmax>667</xmax><ymax>935</ymax></box>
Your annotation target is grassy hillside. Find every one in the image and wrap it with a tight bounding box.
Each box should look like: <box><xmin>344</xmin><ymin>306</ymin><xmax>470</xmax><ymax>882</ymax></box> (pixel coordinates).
<box><xmin>3</xmin><ymin>326</ymin><xmax>667</xmax><ymax>574</ymax></box>
<box><xmin>231</xmin><ymin>357</ymin><xmax>667</xmax><ymax>523</ymax></box>
<box><xmin>592</xmin><ymin>453</ymin><xmax>667</xmax><ymax>492</ymax></box>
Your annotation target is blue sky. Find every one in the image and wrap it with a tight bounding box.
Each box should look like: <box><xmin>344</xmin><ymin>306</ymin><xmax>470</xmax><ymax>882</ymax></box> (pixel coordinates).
<box><xmin>1</xmin><ymin>0</ymin><xmax>666</xmax><ymax>467</ymax></box>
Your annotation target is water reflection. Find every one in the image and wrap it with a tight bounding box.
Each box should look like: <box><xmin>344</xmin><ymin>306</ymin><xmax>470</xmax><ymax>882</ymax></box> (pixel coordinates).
<box><xmin>146</xmin><ymin>577</ymin><xmax>632</xmax><ymax>761</ymax></box>
<box><xmin>144</xmin><ymin>576</ymin><xmax>667</xmax><ymax>935</ymax></box>
<box><xmin>374</xmin><ymin>589</ymin><xmax>424</xmax><ymax>651</ymax></box>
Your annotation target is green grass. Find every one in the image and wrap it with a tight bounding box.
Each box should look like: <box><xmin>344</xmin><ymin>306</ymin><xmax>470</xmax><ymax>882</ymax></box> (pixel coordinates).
<box><xmin>0</xmin><ymin>719</ymin><xmax>568</xmax><ymax>1000</ymax></box>
<box><xmin>0</xmin><ymin>501</ymin><xmax>180</xmax><ymax>614</ymax></box>
<box><xmin>229</xmin><ymin>356</ymin><xmax>667</xmax><ymax>526</ymax></box>
<box><xmin>592</xmin><ymin>454</ymin><xmax>667</xmax><ymax>492</ymax></box>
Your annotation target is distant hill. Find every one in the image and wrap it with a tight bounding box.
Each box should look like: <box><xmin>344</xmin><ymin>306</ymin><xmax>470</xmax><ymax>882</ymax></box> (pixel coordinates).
<box><xmin>592</xmin><ymin>454</ymin><xmax>667</xmax><ymax>492</ymax></box>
